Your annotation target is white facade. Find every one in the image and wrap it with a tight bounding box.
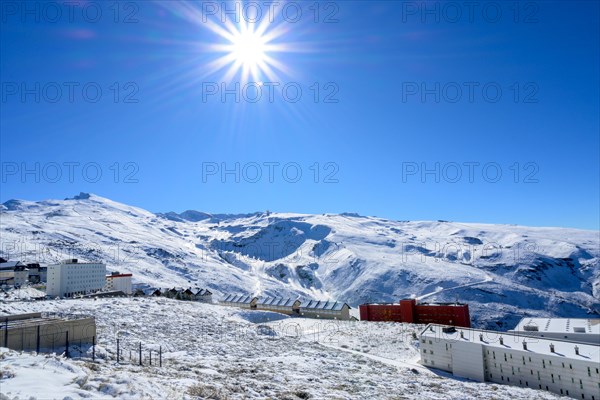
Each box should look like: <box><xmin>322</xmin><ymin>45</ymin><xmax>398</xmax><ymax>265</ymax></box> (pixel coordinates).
<box><xmin>510</xmin><ymin>318</ymin><xmax>600</xmax><ymax>345</ymax></box>
<box><xmin>104</xmin><ymin>273</ymin><xmax>133</xmax><ymax>294</ymax></box>
<box><xmin>420</xmin><ymin>324</ymin><xmax>600</xmax><ymax>400</ymax></box>
<box><xmin>46</xmin><ymin>259</ymin><xmax>106</xmax><ymax>298</ymax></box>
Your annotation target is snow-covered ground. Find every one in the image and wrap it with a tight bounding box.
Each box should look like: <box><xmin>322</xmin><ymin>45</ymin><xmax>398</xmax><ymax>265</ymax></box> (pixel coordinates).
<box><xmin>0</xmin><ymin>297</ymin><xmax>564</xmax><ymax>399</ymax></box>
<box><xmin>1</xmin><ymin>193</ymin><xmax>598</xmax><ymax>329</ymax></box>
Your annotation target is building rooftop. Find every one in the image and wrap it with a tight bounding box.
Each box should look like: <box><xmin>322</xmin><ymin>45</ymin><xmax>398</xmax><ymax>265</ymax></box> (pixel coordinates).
<box><xmin>222</xmin><ymin>294</ymin><xmax>256</xmax><ymax>304</ymax></box>
<box><xmin>1</xmin><ymin>312</ymin><xmax>94</xmax><ymax>329</ymax></box>
<box><xmin>420</xmin><ymin>324</ymin><xmax>599</xmax><ymax>360</ymax></box>
<box><xmin>257</xmin><ymin>297</ymin><xmax>299</xmax><ymax>307</ymax></box>
<box><xmin>301</xmin><ymin>300</ymin><xmax>349</xmax><ymax>311</ymax></box>
<box><xmin>50</xmin><ymin>261</ymin><xmax>105</xmax><ymax>266</ymax></box>
<box><xmin>511</xmin><ymin>318</ymin><xmax>600</xmax><ymax>335</ymax></box>
<box><xmin>106</xmin><ymin>273</ymin><xmax>133</xmax><ymax>278</ymax></box>
<box><xmin>0</xmin><ymin>261</ymin><xmax>26</xmax><ymax>270</ymax></box>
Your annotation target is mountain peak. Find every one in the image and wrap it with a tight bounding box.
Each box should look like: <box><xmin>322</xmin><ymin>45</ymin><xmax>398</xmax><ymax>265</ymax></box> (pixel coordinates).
<box><xmin>65</xmin><ymin>192</ymin><xmax>92</xmax><ymax>201</ymax></box>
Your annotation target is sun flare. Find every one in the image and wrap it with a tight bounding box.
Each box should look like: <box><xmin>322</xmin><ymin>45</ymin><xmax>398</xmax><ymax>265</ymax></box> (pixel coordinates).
<box><xmin>230</xmin><ymin>30</ymin><xmax>267</xmax><ymax>69</ymax></box>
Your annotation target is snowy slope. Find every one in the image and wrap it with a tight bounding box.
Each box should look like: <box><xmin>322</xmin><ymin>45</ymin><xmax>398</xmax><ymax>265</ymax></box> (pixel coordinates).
<box><xmin>1</xmin><ymin>193</ymin><xmax>598</xmax><ymax>329</ymax></box>
<box><xmin>0</xmin><ymin>297</ymin><xmax>563</xmax><ymax>400</ymax></box>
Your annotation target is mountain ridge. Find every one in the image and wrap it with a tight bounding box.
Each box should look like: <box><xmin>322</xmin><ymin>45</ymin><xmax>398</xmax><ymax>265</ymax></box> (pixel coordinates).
<box><xmin>1</xmin><ymin>192</ymin><xmax>598</xmax><ymax>329</ymax></box>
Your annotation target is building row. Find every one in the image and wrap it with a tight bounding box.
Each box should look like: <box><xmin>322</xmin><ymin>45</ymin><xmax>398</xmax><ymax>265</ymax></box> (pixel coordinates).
<box><xmin>221</xmin><ymin>294</ymin><xmax>352</xmax><ymax>320</ymax></box>
<box><xmin>359</xmin><ymin>299</ymin><xmax>471</xmax><ymax>327</ymax></box>
<box><xmin>419</xmin><ymin>318</ymin><xmax>600</xmax><ymax>400</ymax></box>
<box><xmin>137</xmin><ymin>287</ymin><xmax>213</xmax><ymax>302</ymax></box>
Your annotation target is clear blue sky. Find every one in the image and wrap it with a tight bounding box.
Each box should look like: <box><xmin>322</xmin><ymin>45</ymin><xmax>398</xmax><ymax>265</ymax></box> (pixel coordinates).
<box><xmin>1</xmin><ymin>1</ymin><xmax>599</xmax><ymax>230</ymax></box>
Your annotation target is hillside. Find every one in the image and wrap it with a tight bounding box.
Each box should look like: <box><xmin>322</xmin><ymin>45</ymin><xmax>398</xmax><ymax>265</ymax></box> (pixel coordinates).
<box><xmin>1</xmin><ymin>193</ymin><xmax>598</xmax><ymax>329</ymax></box>
<box><xmin>0</xmin><ymin>297</ymin><xmax>563</xmax><ymax>400</ymax></box>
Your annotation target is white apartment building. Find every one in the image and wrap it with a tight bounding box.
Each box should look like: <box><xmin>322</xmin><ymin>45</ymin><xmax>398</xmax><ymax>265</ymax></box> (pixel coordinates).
<box><xmin>510</xmin><ymin>318</ymin><xmax>600</xmax><ymax>345</ymax></box>
<box><xmin>46</xmin><ymin>259</ymin><xmax>106</xmax><ymax>298</ymax></box>
<box><xmin>104</xmin><ymin>272</ymin><xmax>133</xmax><ymax>294</ymax></box>
<box><xmin>420</xmin><ymin>324</ymin><xmax>600</xmax><ymax>400</ymax></box>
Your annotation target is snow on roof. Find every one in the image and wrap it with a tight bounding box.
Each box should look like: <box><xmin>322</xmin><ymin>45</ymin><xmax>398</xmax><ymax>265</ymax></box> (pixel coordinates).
<box><xmin>257</xmin><ymin>297</ymin><xmax>299</xmax><ymax>307</ymax></box>
<box><xmin>193</xmin><ymin>288</ymin><xmax>212</xmax><ymax>296</ymax></box>
<box><xmin>106</xmin><ymin>273</ymin><xmax>132</xmax><ymax>278</ymax></box>
<box><xmin>300</xmin><ymin>300</ymin><xmax>349</xmax><ymax>311</ymax></box>
<box><xmin>512</xmin><ymin>318</ymin><xmax>600</xmax><ymax>335</ymax></box>
<box><xmin>421</xmin><ymin>324</ymin><xmax>600</xmax><ymax>360</ymax></box>
<box><xmin>223</xmin><ymin>294</ymin><xmax>255</xmax><ymax>304</ymax></box>
<box><xmin>0</xmin><ymin>261</ymin><xmax>25</xmax><ymax>269</ymax></box>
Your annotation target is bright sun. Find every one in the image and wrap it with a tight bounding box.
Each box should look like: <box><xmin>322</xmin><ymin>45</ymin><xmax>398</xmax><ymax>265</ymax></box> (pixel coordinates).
<box><xmin>231</xmin><ymin>31</ymin><xmax>267</xmax><ymax>69</ymax></box>
<box><xmin>198</xmin><ymin>5</ymin><xmax>297</xmax><ymax>83</ymax></box>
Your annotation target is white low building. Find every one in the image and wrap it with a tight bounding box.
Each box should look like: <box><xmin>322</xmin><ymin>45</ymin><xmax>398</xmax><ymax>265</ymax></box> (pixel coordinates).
<box><xmin>420</xmin><ymin>324</ymin><xmax>600</xmax><ymax>400</ymax></box>
<box><xmin>510</xmin><ymin>318</ymin><xmax>600</xmax><ymax>345</ymax></box>
<box><xmin>46</xmin><ymin>259</ymin><xmax>106</xmax><ymax>298</ymax></box>
<box><xmin>104</xmin><ymin>272</ymin><xmax>133</xmax><ymax>294</ymax></box>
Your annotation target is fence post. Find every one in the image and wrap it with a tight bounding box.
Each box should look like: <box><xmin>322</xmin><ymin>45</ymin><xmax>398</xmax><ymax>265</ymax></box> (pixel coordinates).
<box><xmin>4</xmin><ymin>319</ymin><xmax>7</xmax><ymax>348</ymax></box>
<box><xmin>65</xmin><ymin>331</ymin><xmax>69</xmax><ymax>358</ymax></box>
<box><xmin>117</xmin><ymin>338</ymin><xmax>120</xmax><ymax>363</ymax></box>
<box><xmin>36</xmin><ymin>325</ymin><xmax>40</xmax><ymax>353</ymax></box>
<box><xmin>92</xmin><ymin>336</ymin><xmax>95</xmax><ymax>361</ymax></box>
<box><xmin>159</xmin><ymin>346</ymin><xmax>162</xmax><ymax>367</ymax></box>
<box><xmin>139</xmin><ymin>342</ymin><xmax>142</xmax><ymax>366</ymax></box>
<box><xmin>149</xmin><ymin>350</ymin><xmax>152</xmax><ymax>366</ymax></box>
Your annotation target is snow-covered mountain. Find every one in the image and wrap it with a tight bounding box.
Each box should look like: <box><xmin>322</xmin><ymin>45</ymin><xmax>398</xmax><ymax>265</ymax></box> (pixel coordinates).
<box><xmin>1</xmin><ymin>193</ymin><xmax>598</xmax><ymax>329</ymax></box>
